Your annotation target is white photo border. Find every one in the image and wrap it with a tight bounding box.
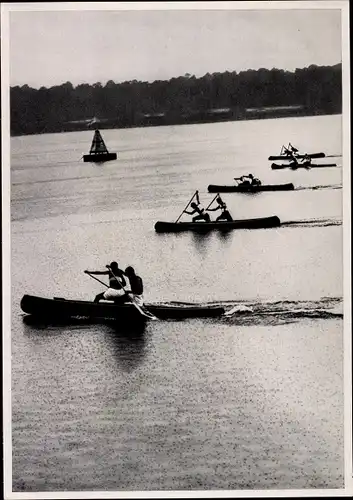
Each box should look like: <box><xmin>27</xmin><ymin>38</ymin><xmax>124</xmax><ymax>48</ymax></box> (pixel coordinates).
<box><xmin>2</xmin><ymin>1</ymin><xmax>351</xmax><ymax>498</ymax></box>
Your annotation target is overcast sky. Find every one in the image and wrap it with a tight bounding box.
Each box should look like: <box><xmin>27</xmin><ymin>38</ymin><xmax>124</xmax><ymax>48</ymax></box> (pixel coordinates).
<box><xmin>8</xmin><ymin>5</ymin><xmax>342</xmax><ymax>88</ymax></box>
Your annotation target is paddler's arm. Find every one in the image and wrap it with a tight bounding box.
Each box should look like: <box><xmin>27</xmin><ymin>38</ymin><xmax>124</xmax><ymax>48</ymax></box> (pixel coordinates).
<box><xmin>207</xmin><ymin>206</ymin><xmax>220</xmax><ymax>212</ymax></box>
<box><xmin>184</xmin><ymin>208</ymin><xmax>196</xmax><ymax>215</ymax></box>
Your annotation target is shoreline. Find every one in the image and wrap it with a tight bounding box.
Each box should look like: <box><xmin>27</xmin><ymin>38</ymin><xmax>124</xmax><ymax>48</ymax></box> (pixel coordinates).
<box><xmin>9</xmin><ymin>110</ymin><xmax>341</xmax><ymax>138</ymax></box>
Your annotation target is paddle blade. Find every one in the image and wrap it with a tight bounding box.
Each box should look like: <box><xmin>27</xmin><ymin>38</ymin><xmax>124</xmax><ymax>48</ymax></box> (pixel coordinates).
<box><xmin>130</xmin><ymin>294</ymin><xmax>158</xmax><ymax>320</ymax></box>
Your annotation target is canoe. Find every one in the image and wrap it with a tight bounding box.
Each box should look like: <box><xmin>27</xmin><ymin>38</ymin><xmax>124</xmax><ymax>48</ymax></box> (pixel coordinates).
<box><xmin>154</xmin><ymin>216</ymin><xmax>281</xmax><ymax>233</ymax></box>
<box><xmin>271</xmin><ymin>162</ymin><xmax>337</xmax><ymax>170</ymax></box>
<box><xmin>20</xmin><ymin>294</ymin><xmax>225</xmax><ymax>321</ymax></box>
<box><xmin>268</xmin><ymin>152</ymin><xmax>325</xmax><ymax>161</ymax></box>
<box><xmin>208</xmin><ymin>183</ymin><xmax>294</xmax><ymax>193</ymax></box>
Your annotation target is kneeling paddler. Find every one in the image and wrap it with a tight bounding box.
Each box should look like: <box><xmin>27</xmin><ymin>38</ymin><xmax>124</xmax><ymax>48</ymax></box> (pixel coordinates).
<box><xmin>85</xmin><ymin>261</ymin><xmax>127</xmax><ymax>303</ymax></box>
<box><xmin>124</xmin><ymin>266</ymin><xmax>144</xmax><ymax>306</ymax></box>
<box><xmin>207</xmin><ymin>196</ymin><xmax>233</xmax><ymax>222</ymax></box>
<box><xmin>184</xmin><ymin>202</ymin><xmax>211</xmax><ymax>223</ymax></box>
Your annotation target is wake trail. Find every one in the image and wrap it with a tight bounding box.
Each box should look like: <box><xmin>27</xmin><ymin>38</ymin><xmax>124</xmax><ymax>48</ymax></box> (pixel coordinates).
<box><xmin>294</xmin><ymin>184</ymin><xmax>342</xmax><ymax>192</ymax></box>
<box><xmin>281</xmin><ymin>218</ymin><xmax>342</xmax><ymax>228</ymax></box>
<box><xmin>156</xmin><ymin>297</ymin><xmax>343</xmax><ymax>325</ymax></box>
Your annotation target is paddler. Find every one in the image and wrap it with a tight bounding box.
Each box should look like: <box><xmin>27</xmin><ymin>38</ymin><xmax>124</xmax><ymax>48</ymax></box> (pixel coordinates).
<box><xmin>283</xmin><ymin>143</ymin><xmax>299</xmax><ymax>163</ymax></box>
<box><xmin>124</xmin><ymin>266</ymin><xmax>144</xmax><ymax>305</ymax></box>
<box><xmin>278</xmin><ymin>144</ymin><xmax>299</xmax><ymax>166</ymax></box>
<box><xmin>207</xmin><ymin>196</ymin><xmax>233</xmax><ymax>222</ymax></box>
<box><xmin>238</xmin><ymin>174</ymin><xmax>258</xmax><ymax>186</ymax></box>
<box><xmin>283</xmin><ymin>143</ymin><xmax>298</xmax><ymax>154</ymax></box>
<box><xmin>248</xmin><ymin>174</ymin><xmax>261</xmax><ymax>186</ymax></box>
<box><xmin>300</xmin><ymin>153</ymin><xmax>312</xmax><ymax>168</ymax></box>
<box><xmin>285</xmin><ymin>146</ymin><xmax>299</xmax><ymax>167</ymax></box>
<box><xmin>85</xmin><ymin>261</ymin><xmax>127</xmax><ymax>303</ymax></box>
<box><xmin>289</xmin><ymin>155</ymin><xmax>299</xmax><ymax>169</ymax></box>
<box><xmin>247</xmin><ymin>174</ymin><xmax>255</xmax><ymax>185</ymax></box>
<box><xmin>184</xmin><ymin>202</ymin><xmax>211</xmax><ymax>222</ymax></box>
<box><xmin>238</xmin><ymin>175</ymin><xmax>251</xmax><ymax>186</ymax></box>
<box><xmin>288</xmin><ymin>143</ymin><xmax>299</xmax><ymax>153</ymax></box>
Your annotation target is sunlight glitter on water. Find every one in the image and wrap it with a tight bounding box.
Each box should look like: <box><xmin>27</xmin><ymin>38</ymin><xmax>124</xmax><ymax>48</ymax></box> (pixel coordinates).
<box><xmin>10</xmin><ymin>115</ymin><xmax>344</xmax><ymax>491</ymax></box>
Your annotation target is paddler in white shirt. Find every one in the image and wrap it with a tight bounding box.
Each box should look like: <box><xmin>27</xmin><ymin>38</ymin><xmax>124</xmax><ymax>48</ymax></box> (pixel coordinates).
<box><xmin>85</xmin><ymin>261</ymin><xmax>127</xmax><ymax>303</ymax></box>
<box><xmin>124</xmin><ymin>266</ymin><xmax>144</xmax><ymax>306</ymax></box>
<box><xmin>239</xmin><ymin>174</ymin><xmax>258</xmax><ymax>186</ymax></box>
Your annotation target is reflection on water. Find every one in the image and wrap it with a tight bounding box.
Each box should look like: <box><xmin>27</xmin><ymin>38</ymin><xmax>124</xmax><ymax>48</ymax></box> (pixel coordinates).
<box><xmin>22</xmin><ymin>316</ymin><xmax>148</xmax><ymax>372</ymax></box>
<box><xmin>190</xmin><ymin>230</ymin><xmax>214</xmax><ymax>255</ymax></box>
<box><xmin>103</xmin><ymin>325</ymin><xmax>147</xmax><ymax>372</ymax></box>
<box><xmin>215</xmin><ymin>229</ymin><xmax>233</xmax><ymax>243</ymax></box>
<box><xmin>22</xmin><ymin>314</ymin><xmax>147</xmax><ymax>331</ymax></box>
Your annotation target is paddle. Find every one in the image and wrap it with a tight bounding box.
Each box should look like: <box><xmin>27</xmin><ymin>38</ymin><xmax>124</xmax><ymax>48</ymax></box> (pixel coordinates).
<box><xmin>206</xmin><ymin>193</ymin><xmax>220</xmax><ymax>210</ymax></box>
<box><xmin>282</xmin><ymin>144</ymin><xmax>296</xmax><ymax>156</ymax></box>
<box><xmin>106</xmin><ymin>265</ymin><xmax>158</xmax><ymax>320</ymax></box>
<box><xmin>175</xmin><ymin>190</ymin><xmax>198</xmax><ymax>223</ymax></box>
<box><xmin>84</xmin><ymin>270</ymin><xmax>109</xmax><ymax>288</ymax></box>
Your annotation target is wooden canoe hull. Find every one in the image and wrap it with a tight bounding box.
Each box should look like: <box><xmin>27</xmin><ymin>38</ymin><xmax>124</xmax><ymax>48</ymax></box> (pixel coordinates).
<box><xmin>154</xmin><ymin>216</ymin><xmax>281</xmax><ymax>233</ymax></box>
<box><xmin>268</xmin><ymin>152</ymin><xmax>325</xmax><ymax>161</ymax></box>
<box><xmin>271</xmin><ymin>162</ymin><xmax>337</xmax><ymax>170</ymax></box>
<box><xmin>83</xmin><ymin>153</ymin><xmax>117</xmax><ymax>163</ymax></box>
<box><xmin>208</xmin><ymin>183</ymin><xmax>294</xmax><ymax>193</ymax></box>
<box><xmin>20</xmin><ymin>295</ymin><xmax>225</xmax><ymax>321</ymax></box>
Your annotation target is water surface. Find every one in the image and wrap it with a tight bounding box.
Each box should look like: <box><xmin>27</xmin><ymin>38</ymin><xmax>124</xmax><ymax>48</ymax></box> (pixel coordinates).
<box><xmin>11</xmin><ymin>115</ymin><xmax>344</xmax><ymax>491</ymax></box>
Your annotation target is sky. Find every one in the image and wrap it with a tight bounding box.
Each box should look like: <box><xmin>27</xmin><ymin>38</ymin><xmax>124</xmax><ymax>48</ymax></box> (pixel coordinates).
<box><xmin>6</xmin><ymin>4</ymin><xmax>343</xmax><ymax>89</ymax></box>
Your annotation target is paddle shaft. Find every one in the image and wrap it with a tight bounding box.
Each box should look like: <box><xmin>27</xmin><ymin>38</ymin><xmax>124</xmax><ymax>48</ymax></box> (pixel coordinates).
<box><xmin>206</xmin><ymin>193</ymin><xmax>220</xmax><ymax>210</ymax></box>
<box><xmin>106</xmin><ymin>266</ymin><xmax>128</xmax><ymax>292</ymax></box>
<box><xmin>85</xmin><ymin>271</ymin><xmax>109</xmax><ymax>288</ymax></box>
<box><xmin>175</xmin><ymin>191</ymin><xmax>198</xmax><ymax>223</ymax></box>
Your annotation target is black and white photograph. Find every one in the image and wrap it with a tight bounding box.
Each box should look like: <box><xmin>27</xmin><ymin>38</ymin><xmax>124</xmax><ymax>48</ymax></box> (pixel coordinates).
<box><xmin>2</xmin><ymin>1</ymin><xmax>352</xmax><ymax>498</ymax></box>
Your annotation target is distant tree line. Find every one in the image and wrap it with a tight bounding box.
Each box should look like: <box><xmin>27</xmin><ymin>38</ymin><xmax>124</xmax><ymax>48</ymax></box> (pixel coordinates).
<box><xmin>10</xmin><ymin>63</ymin><xmax>342</xmax><ymax>136</ymax></box>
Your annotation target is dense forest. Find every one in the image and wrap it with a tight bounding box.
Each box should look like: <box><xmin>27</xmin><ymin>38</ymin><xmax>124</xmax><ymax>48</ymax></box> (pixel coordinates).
<box><xmin>10</xmin><ymin>63</ymin><xmax>342</xmax><ymax>136</ymax></box>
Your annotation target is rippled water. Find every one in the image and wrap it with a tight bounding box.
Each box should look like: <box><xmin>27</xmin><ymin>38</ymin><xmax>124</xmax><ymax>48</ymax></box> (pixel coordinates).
<box><xmin>10</xmin><ymin>115</ymin><xmax>344</xmax><ymax>492</ymax></box>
